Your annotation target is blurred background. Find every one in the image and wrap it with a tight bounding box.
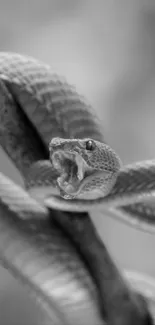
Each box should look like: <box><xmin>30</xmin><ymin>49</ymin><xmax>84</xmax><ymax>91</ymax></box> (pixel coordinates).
<box><xmin>1</xmin><ymin>0</ymin><xmax>155</xmax><ymax>323</ymax></box>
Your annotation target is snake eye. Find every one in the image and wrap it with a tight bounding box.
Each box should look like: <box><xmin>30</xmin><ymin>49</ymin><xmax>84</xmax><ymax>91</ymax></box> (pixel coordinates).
<box><xmin>85</xmin><ymin>140</ymin><xmax>95</xmax><ymax>151</ymax></box>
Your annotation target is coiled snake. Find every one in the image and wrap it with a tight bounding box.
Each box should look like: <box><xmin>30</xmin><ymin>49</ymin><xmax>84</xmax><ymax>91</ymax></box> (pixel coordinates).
<box><xmin>0</xmin><ymin>52</ymin><xmax>154</xmax><ymax>324</ymax></box>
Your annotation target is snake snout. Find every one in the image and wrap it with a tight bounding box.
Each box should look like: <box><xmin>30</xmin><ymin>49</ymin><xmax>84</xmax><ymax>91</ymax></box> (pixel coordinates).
<box><xmin>49</xmin><ymin>149</ymin><xmax>84</xmax><ymax>197</ymax></box>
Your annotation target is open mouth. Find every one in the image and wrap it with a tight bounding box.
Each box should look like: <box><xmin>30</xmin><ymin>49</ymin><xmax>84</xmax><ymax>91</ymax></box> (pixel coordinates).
<box><xmin>50</xmin><ymin>149</ymin><xmax>103</xmax><ymax>198</ymax></box>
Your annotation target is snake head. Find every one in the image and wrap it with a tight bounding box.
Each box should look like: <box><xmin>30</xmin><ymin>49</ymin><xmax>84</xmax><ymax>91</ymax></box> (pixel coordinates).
<box><xmin>49</xmin><ymin>137</ymin><xmax>121</xmax><ymax>200</ymax></box>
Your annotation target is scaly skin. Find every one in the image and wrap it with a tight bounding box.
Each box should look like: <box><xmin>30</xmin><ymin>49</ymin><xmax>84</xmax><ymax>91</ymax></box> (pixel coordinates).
<box><xmin>0</xmin><ymin>52</ymin><xmax>153</xmax><ymax>324</ymax></box>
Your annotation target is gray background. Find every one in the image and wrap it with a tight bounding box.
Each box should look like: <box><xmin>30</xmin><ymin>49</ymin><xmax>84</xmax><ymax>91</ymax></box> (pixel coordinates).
<box><xmin>0</xmin><ymin>0</ymin><xmax>155</xmax><ymax>323</ymax></box>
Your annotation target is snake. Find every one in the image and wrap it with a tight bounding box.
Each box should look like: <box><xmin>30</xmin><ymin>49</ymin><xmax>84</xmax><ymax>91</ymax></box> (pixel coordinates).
<box><xmin>0</xmin><ymin>52</ymin><xmax>154</xmax><ymax>324</ymax></box>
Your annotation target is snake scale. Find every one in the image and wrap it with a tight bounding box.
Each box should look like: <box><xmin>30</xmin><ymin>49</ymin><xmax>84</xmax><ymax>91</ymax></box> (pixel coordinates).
<box><xmin>0</xmin><ymin>52</ymin><xmax>154</xmax><ymax>324</ymax></box>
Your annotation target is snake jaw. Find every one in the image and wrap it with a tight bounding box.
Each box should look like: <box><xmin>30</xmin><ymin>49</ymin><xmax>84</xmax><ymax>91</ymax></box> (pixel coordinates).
<box><xmin>50</xmin><ymin>148</ymin><xmax>113</xmax><ymax>199</ymax></box>
<box><xmin>50</xmin><ymin>149</ymin><xmax>86</xmax><ymax>197</ymax></box>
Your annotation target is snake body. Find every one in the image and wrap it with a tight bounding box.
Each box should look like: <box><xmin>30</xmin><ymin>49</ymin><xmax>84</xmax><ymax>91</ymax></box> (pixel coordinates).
<box><xmin>0</xmin><ymin>52</ymin><xmax>154</xmax><ymax>324</ymax></box>
<box><xmin>0</xmin><ymin>52</ymin><xmax>154</xmax><ymax>228</ymax></box>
